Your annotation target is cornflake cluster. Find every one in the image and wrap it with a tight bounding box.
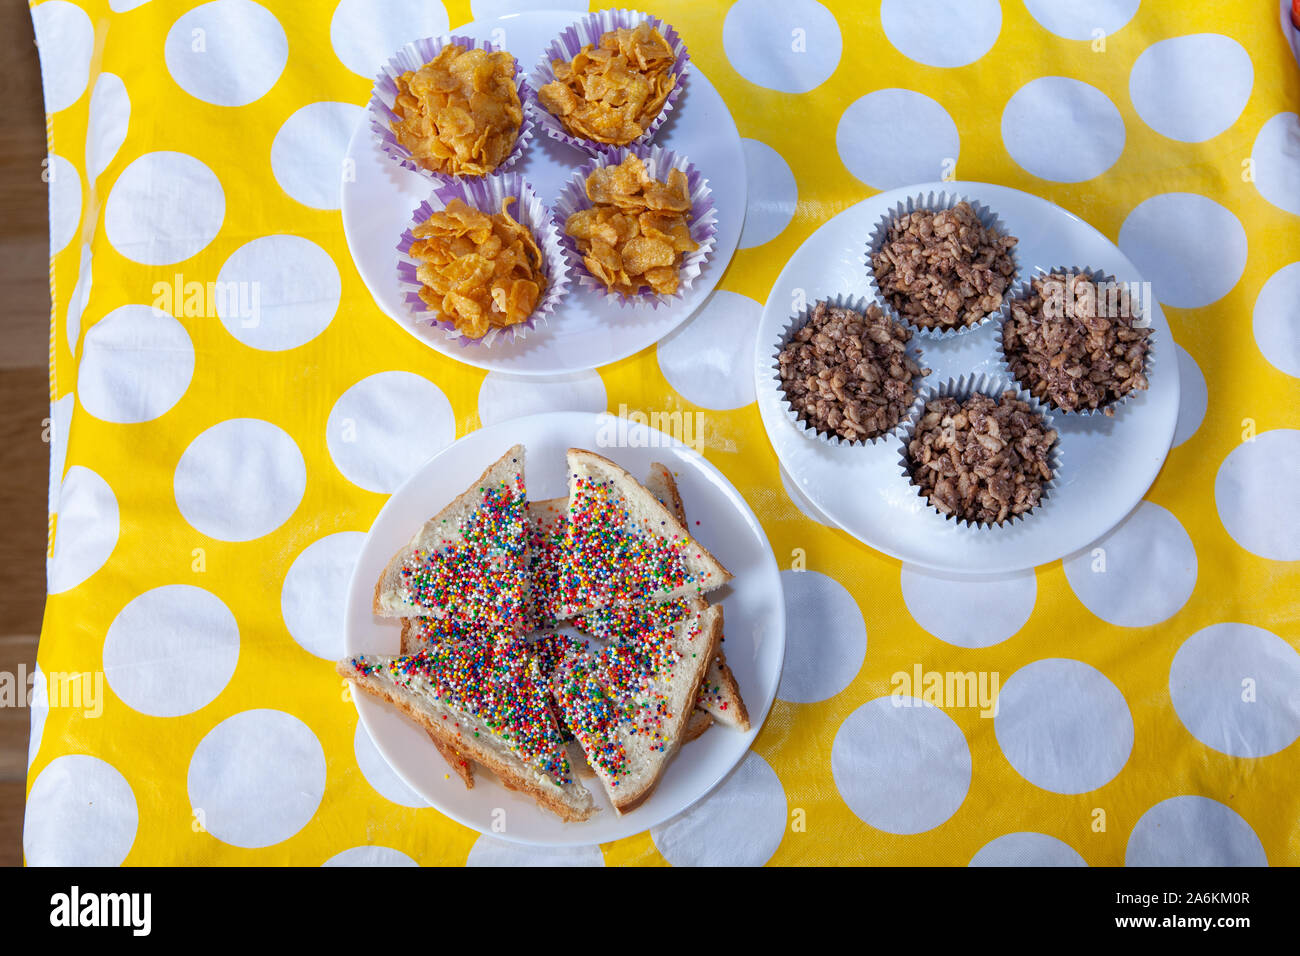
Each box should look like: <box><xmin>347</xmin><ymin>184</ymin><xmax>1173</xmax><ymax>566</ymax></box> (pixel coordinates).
<box><xmin>538</xmin><ymin>24</ymin><xmax>677</xmax><ymax>146</ymax></box>
<box><xmin>390</xmin><ymin>44</ymin><xmax>523</xmax><ymax>177</ymax></box>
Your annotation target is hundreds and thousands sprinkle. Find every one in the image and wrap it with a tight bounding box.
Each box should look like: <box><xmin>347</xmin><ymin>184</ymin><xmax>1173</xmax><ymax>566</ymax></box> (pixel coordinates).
<box><xmin>399</xmin><ymin>475</ymin><xmax>528</xmax><ymax>631</ymax></box>
<box><xmin>350</xmin><ymin>637</ymin><xmax>572</xmax><ymax>785</ymax></box>
<box><xmin>555</xmin><ymin>476</ymin><xmax>700</xmax><ymax>614</ymax></box>
<box><xmin>553</xmin><ymin>601</ymin><xmax>700</xmax><ymax>782</ymax></box>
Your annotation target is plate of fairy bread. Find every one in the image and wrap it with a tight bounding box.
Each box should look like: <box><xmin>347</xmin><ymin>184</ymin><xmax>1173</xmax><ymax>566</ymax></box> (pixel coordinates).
<box><xmin>340</xmin><ymin>411</ymin><xmax>784</xmax><ymax>845</ymax></box>
<box><xmin>754</xmin><ymin>181</ymin><xmax>1181</xmax><ymax>574</ymax></box>
<box><xmin>340</xmin><ymin>8</ymin><xmax>746</xmax><ymax>375</ymax></box>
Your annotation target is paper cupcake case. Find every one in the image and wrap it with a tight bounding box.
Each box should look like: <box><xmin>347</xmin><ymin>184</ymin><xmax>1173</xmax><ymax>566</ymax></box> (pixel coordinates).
<box><xmin>897</xmin><ymin>372</ymin><xmax>1064</xmax><ymax>531</ymax></box>
<box><xmin>368</xmin><ymin>33</ymin><xmax>535</xmax><ymax>187</ymax></box>
<box><xmin>396</xmin><ymin>173</ymin><xmax>570</xmax><ymax>348</ymax></box>
<box><xmin>994</xmin><ymin>264</ymin><xmax>1158</xmax><ymax>419</ymax></box>
<box><xmin>770</xmin><ymin>292</ymin><xmax>931</xmax><ymax>449</ymax></box>
<box><xmin>864</xmin><ymin>190</ymin><xmax>1022</xmax><ymax>341</ymax></box>
<box><xmin>553</xmin><ymin>144</ymin><xmax>717</xmax><ymax>309</ymax></box>
<box><xmin>526</xmin><ymin>8</ymin><xmax>690</xmax><ymax>158</ymax></box>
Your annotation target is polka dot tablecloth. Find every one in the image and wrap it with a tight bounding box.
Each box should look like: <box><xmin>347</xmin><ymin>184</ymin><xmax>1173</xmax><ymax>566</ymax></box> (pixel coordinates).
<box><xmin>25</xmin><ymin>0</ymin><xmax>1300</xmax><ymax>867</ymax></box>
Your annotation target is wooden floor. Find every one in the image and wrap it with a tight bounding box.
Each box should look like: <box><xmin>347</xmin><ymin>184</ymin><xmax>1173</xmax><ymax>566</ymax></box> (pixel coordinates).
<box><xmin>1</xmin><ymin>4</ymin><xmax>55</xmax><ymax>867</ymax></box>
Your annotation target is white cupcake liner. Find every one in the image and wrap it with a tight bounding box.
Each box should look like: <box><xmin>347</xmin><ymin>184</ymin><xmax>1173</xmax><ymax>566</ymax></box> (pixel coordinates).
<box><xmin>368</xmin><ymin>34</ymin><xmax>534</xmax><ymax>185</ymax></box>
<box><xmin>397</xmin><ymin>173</ymin><xmax>570</xmax><ymax>347</ymax></box>
<box><xmin>864</xmin><ymin>190</ymin><xmax>1021</xmax><ymax>341</ymax></box>
<box><xmin>527</xmin><ymin>8</ymin><xmax>689</xmax><ymax>158</ymax></box>
<box><xmin>995</xmin><ymin>265</ymin><xmax>1157</xmax><ymax>418</ymax></box>
<box><xmin>553</xmin><ymin>144</ymin><xmax>716</xmax><ymax>308</ymax></box>
<box><xmin>771</xmin><ymin>292</ymin><xmax>931</xmax><ymax>448</ymax></box>
<box><xmin>898</xmin><ymin>373</ymin><xmax>1063</xmax><ymax>531</ymax></box>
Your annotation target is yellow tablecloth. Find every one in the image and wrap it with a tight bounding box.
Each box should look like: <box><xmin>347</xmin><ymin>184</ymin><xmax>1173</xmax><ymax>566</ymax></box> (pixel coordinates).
<box><xmin>26</xmin><ymin>0</ymin><xmax>1300</xmax><ymax>865</ymax></box>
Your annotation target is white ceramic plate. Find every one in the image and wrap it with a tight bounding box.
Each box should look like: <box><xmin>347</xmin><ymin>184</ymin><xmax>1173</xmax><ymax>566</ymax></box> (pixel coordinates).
<box><xmin>340</xmin><ymin>9</ymin><xmax>746</xmax><ymax>376</ymax></box>
<box><xmin>343</xmin><ymin>411</ymin><xmax>784</xmax><ymax>846</ymax></box>
<box><xmin>754</xmin><ymin>181</ymin><xmax>1181</xmax><ymax>574</ymax></box>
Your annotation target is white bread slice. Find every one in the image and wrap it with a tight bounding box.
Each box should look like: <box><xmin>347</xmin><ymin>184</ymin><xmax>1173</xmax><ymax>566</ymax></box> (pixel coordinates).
<box><xmin>553</xmin><ymin>602</ymin><xmax>722</xmax><ymax>814</ymax></box>
<box><xmin>556</xmin><ymin>449</ymin><xmax>731</xmax><ymax>618</ymax></box>
<box><xmin>644</xmin><ymin>463</ymin><xmax>750</xmax><ymax>732</ymax></box>
<box><xmin>340</xmin><ymin>648</ymin><xmax>595</xmax><ymax>822</ymax></box>
<box><xmin>373</xmin><ymin>444</ymin><xmax>528</xmax><ymax>622</ymax></box>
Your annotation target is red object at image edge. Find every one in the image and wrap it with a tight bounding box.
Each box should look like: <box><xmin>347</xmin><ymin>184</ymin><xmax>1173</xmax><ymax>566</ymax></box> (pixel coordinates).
<box><xmin>1294</xmin><ymin>0</ymin><xmax>1300</xmax><ymax>30</ymax></box>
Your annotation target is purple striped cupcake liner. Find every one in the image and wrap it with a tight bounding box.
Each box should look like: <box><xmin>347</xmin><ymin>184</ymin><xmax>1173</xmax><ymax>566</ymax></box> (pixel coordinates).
<box><xmin>864</xmin><ymin>190</ymin><xmax>1021</xmax><ymax>341</ymax></box>
<box><xmin>897</xmin><ymin>373</ymin><xmax>1063</xmax><ymax>531</ymax></box>
<box><xmin>995</xmin><ymin>265</ymin><xmax>1157</xmax><ymax>419</ymax></box>
<box><xmin>526</xmin><ymin>8</ymin><xmax>690</xmax><ymax>158</ymax></box>
<box><xmin>553</xmin><ymin>144</ymin><xmax>717</xmax><ymax>308</ymax></box>
<box><xmin>397</xmin><ymin>173</ymin><xmax>569</xmax><ymax>347</ymax></box>
<box><xmin>368</xmin><ymin>34</ymin><xmax>534</xmax><ymax>186</ymax></box>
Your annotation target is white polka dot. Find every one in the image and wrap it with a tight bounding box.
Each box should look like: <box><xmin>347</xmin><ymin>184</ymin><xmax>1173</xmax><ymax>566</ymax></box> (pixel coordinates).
<box><xmin>1172</xmin><ymin>344</ymin><xmax>1208</xmax><ymax>447</ymax></box>
<box><xmin>1062</xmin><ymin>502</ymin><xmax>1196</xmax><ymax>627</ymax></box>
<box><xmin>656</xmin><ymin>290</ymin><xmax>762</xmax><ymax>410</ymax></box>
<box><xmin>1002</xmin><ymin>77</ymin><xmax>1125</xmax><ymax>182</ymax></box>
<box><xmin>1252</xmin><ymin>112</ymin><xmax>1300</xmax><ymax>217</ymax></box>
<box><xmin>47</xmin><ymin>394</ymin><xmax>75</xmax><ymax>518</ymax></box>
<box><xmin>330</xmin><ymin>0</ymin><xmax>451</xmax><ymax>78</ymax></box>
<box><xmin>1126</xmin><ymin>796</ymin><xmax>1267</xmax><ymax>866</ymax></box>
<box><xmin>215</xmin><ymin>235</ymin><xmax>341</xmax><ymax>350</ymax></box>
<box><xmin>901</xmin><ymin>565</ymin><xmax>1036</xmax><ymax>648</ymax></box>
<box><xmin>970</xmin><ymin>832</ymin><xmax>1087</xmax><ymax>866</ymax></box>
<box><xmin>995</xmin><ymin>659</ymin><xmax>1133</xmax><ymax>794</ymax></box>
<box><xmin>78</xmin><ymin>305</ymin><xmax>195</xmax><ymax>423</ymax></box>
<box><xmin>271</xmin><ymin>101</ymin><xmax>362</xmax><ymax>210</ymax></box>
<box><xmin>1215</xmin><ymin>429</ymin><xmax>1300</xmax><ymax>561</ymax></box>
<box><xmin>164</xmin><ymin>0</ymin><xmax>287</xmax><ymax>107</ymax></box>
<box><xmin>832</xmin><ymin>697</ymin><xmax>971</xmax><ymax>834</ymax></box>
<box><xmin>837</xmin><ymin>89</ymin><xmax>959</xmax><ymax>190</ymax></box>
<box><xmin>103</xmin><ymin>585</ymin><xmax>240</xmax><ymax>717</ymax></box>
<box><xmin>721</xmin><ymin>0</ymin><xmax>842</xmax><ymax>94</ymax></box>
<box><xmin>105</xmin><ymin>151</ymin><xmax>225</xmax><ymax>265</ymax></box>
<box><xmin>48</xmin><ymin>155</ymin><xmax>81</xmax><ymax>255</ymax></box>
<box><xmin>86</xmin><ymin>73</ymin><xmax>130</xmax><ymax>183</ymax></box>
<box><xmin>48</xmin><ymin>466</ymin><xmax>118</xmax><ymax>594</ymax></box>
<box><xmin>779</xmin><ymin>465</ymin><xmax>833</xmax><ymax>526</ymax></box>
<box><xmin>28</xmin><ymin>665</ymin><xmax>48</xmax><ymax>769</ymax></box>
<box><xmin>651</xmin><ymin>751</ymin><xmax>786</xmax><ymax>865</ymax></box>
<box><xmin>1023</xmin><ymin>0</ymin><xmax>1138</xmax><ymax>40</ymax></box>
<box><xmin>188</xmin><ymin>709</ymin><xmax>326</xmax><ymax>848</ymax></box>
<box><xmin>1118</xmin><ymin>193</ymin><xmax>1247</xmax><ymax>309</ymax></box>
<box><xmin>353</xmin><ymin>722</ymin><xmax>429</xmax><ymax>808</ymax></box>
<box><xmin>24</xmin><ymin>755</ymin><xmax>138</xmax><ymax>866</ymax></box>
<box><xmin>31</xmin><ymin>1</ymin><xmax>94</xmax><ymax>113</ymax></box>
<box><xmin>880</xmin><ymin>0</ymin><xmax>1001</xmax><ymax>68</ymax></box>
<box><xmin>468</xmin><ymin>836</ymin><xmax>605</xmax><ymax>866</ymax></box>
<box><xmin>1254</xmin><ymin>262</ymin><xmax>1300</xmax><ymax>376</ymax></box>
<box><xmin>174</xmin><ymin>419</ymin><xmax>306</xmax><ymax>541</ymax></box>
<box><xmin>324</xmin><ymin>845</ymin><xmax>419</xmax><ymax>867</ymax></box>
<box><xmin>66</xmin><ymin>244</ymin><xmax>92</xmax><ymax>355</ymax></box>
<box><xmin>777</xmin><ymin>569</ymin><xmax>866</xmax><ymax>703</ymax></box>
<box><xmin>283</xmin><ymin>532</ymin><xmax>366</xmax><ymax>660</ymax></box>
<box><xmin>471</xmin><ymin>0</ymin><xmax>589</xmax><ymax>18</ymax></box>
<box><xmin>1130</xmin><ymin>35</ymin><xmax>1253</xmax><ymax>143</ymax></box>
<box><xmin>110</xmin><ymin>0</ymin><xmax>153</xmax><ymax>10</ymax></box>
<box><xmin>477</xmin><ymin>370</ymin><xmax>606</xmax><ymax>427</ymax></box>
<box><xmin>1171</xmin><ymin>623</ymin><xmax>1300</xmax><ymax>758</ymax></box>
<box><xmin>327</xmin><ymin>372</ymin><xmax>455</xmax><ymax>494</ymax></box>
<box><xmin>738</xmin><ymin>139</ymin><xmax>797</xmax><ymax>249</ymax></box>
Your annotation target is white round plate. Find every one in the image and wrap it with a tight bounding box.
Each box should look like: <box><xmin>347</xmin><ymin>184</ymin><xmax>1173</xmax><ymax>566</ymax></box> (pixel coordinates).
<box><xmin>341</xmin><ymin>9</ymin><xmax>746</xmax><ymax>376</ymax></box>
<box><xmin>754</xmin><ymin>181</ymin><xmax>1181</xmax><ymax>574</ymax></box>
<box><xmin>343</xmin><ymin>411</ymin><xmax>784</xmax><ymax>846</ymax></box>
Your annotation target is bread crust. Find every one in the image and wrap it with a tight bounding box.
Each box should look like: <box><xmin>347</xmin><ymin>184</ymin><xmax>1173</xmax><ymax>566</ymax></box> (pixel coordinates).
<box><xmin>339</xmin><ymin>660</ymin><xmax>595</xmax><ymax>822</ymax></box>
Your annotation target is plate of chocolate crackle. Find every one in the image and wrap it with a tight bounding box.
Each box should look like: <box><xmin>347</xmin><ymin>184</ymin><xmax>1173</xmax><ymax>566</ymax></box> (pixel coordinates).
<box><xmin>754</xmin><ymin>181</ymin><xmax>1180</xmax><ymax>574</ymax></box>
<box><xmin>341</xmin><ymin>411</ymin><xmax>784</xmax><ymax>846</ymax></box>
